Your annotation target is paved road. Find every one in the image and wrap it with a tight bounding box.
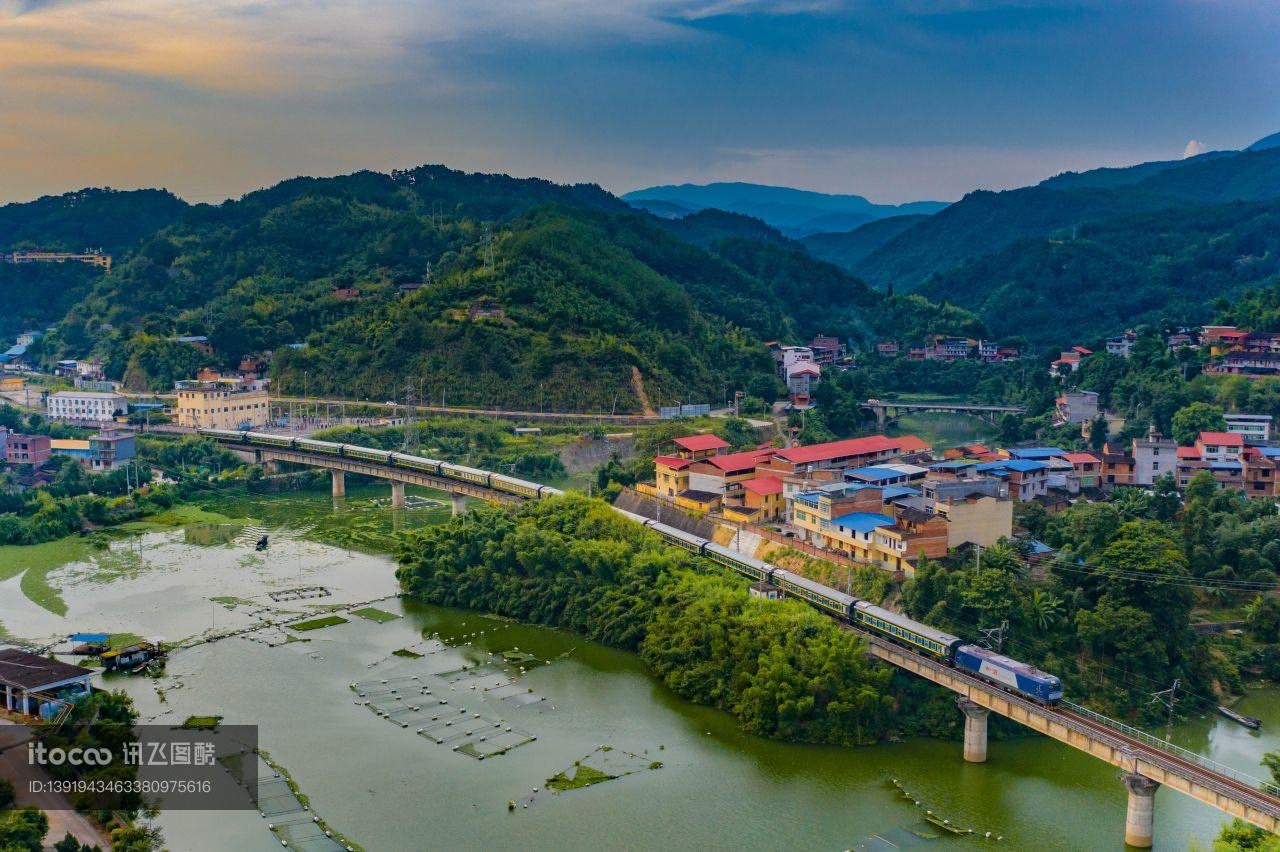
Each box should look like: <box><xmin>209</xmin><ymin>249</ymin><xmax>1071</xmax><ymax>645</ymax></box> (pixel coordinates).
<box><xmin>0</xmin><ymin>720</ymin><xmax>113</xmax><ymax>849</ymax></box>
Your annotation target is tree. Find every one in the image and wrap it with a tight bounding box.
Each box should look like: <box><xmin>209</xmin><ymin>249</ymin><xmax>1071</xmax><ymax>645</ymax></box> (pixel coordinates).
<box><xmin>1171</xmin><ymin>401</ymin><xmax>1227</xmax><ymax>446</ymax></box>
<box><xmin>1245</xmin><ymin>596</ymin><xmax>1280</xmax><ymax>643</ymax></box>
<box><xmin>0</xmin><ymin>807</ymin><xmax>49</xmax><ymax>852</ymax></box>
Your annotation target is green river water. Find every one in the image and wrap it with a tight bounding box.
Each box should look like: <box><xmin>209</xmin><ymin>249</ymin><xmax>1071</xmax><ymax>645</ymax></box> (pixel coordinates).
<box><xmin>0</xmin><ymin>482</ymin><xmax>1276</xmax><ymax>851</ymax></box>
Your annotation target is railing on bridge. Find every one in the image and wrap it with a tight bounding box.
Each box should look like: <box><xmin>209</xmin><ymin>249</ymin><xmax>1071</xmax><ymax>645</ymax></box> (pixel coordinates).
<box><xmin>1063</xmin><ymin>700</ymin><xmax>1280</xmax><ymax>799</ymax></box>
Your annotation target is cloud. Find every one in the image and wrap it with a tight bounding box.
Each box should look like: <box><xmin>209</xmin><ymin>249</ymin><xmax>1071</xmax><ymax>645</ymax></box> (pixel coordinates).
<box><xmin>1182</xmin><ymin>139</ymin><xmax>1208</xmax><ymax>158</ymax></box>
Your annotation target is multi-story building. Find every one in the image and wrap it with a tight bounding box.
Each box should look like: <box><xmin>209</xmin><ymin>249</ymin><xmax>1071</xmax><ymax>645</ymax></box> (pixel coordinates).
<box><xmin>1133</xmin><ymin>429</ymin><xmax>1176</xmax><ymax>485</ymax></box>
<box><xmin>174</xmin><ymin>378</ymin><xmax>270</xmax><ymax>430</ymax></box>
<box><xmin>722</xmin><ymin>476</ymin><xmax>786</xmax><ymax>523</ymax></box>
<box><xmin>1062</xmin><ymin>452</ymin><xmax>1102</xmax><ymax>490</ymax></box>
<box><xmin>1106</xmin><ymin>331</ymin><xmax>1138</xmax><ymax>358</ymax></box>
<box><xmin>1100</xmin><ymin>444</ymin><xmax>1137</xmax><ymax>487</ymax></box>
<box><xmin>669</xmin><ymin>434</ymin><xmax>729</xmax><ymax>461</ymax></box>
<box><xmin>49</xmin><ymin>429</ymin><xmax>135</xmax><ymax>471</ymax></box>
<box><xmin>790</xmin><ymin>482</ymin><xmax>947</xmax><ymax>574</ymax></box>
<box><xmin>1055</xmin><ymin>391</ymin><xmax>1100</xmax><ymax>425</ymax></box>
<box><xmin>808</xmin><ymin>335</ymin><xmax>846</xmax><ymax>366</ymax></box>
<box><xmin>1175</xmin><ymin>431</ymin><xmax>1246</xmax><ymax>490</ymax></box>
<box><xmin>4</xmin><ymin>433</ymin><xmax>51</xmax><ymax>466</ymax></box>
<box><xmin>973</xmin><ymin>459</ymin><xmax>1049</xmax><ymax>501</ymax></box>
<box><xmin>1225</xmin><ymin>413</ymin><xmax>1272</xmax><ymax>444</ymax></box>
<box><xmin>920</xmin><ymin>478</ymin><xmax>1013</xmax><ymax>549</ymax></box>
<box><xmin>46</xmin><ymin>391</ymin><xmax>126</xmax><ymax>423</ymax></box>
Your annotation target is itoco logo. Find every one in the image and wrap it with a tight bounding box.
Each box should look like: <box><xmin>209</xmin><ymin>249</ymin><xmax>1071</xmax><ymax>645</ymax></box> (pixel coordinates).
<box><xmin>27</xmin><ymin>742</ymin><xmax>113</xmax><ymax>766</ymax></box>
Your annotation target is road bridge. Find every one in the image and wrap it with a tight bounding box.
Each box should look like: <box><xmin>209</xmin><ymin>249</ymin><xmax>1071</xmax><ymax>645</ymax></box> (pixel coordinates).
<box><xmin>207</xmin><ymin>433</ymin><xmax>1280</xmax><ymax>846</ymax></box>
<box><xmin>861</xmin><ymin>398</ymin><xmax>1027</xmax><ymax>429</ymax></box>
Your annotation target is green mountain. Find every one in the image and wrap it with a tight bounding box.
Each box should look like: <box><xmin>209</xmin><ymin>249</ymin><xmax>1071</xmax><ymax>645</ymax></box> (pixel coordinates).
<box><xmin>854</xmin><ymin>146</ymin><xmax>1280</xmax><ymax>290</ymax></box>
<box><xmin>4</xmin><ymin>166</ymin><xmax>976</xmax><ymax>411</ymax></box>
<box><xmin>622</xmin><ymin>182</ymin><xmax>948</xmax><ymax>237</ymax></box>
<box><xmin>800</xmin><ymin>214</ymin><xmax>930</xmax><ymax>271</ymax></box>
<box><xmin>914</xmin><ymin>198</ymin><xmax>1280</xmax><ymax>348</ymax></box>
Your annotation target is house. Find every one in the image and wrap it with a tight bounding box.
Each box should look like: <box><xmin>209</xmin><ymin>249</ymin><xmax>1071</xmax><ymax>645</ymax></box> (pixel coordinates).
<box><xmin>331</xmin><ymin>285</ymin><xmax>361</xmax><ymax>300</ymax></box>
<box><xmin>175</xmin><ymin>377</ymin><xmax>271</xmax><ymax>430</ymax></box>
<box><xmin>748</xmin><ymin>581</ymin><xmax>782</xmax><ymax>600</ymax></box>
<box><xmin>785</xmin><ymin>362</ymin><xmax>821</xmax><ymax>405</ymax></box>
<box><xmin>844</xmin><ymin>464</ymin><xmax>928</xmax><ymax>488</ymax></box>
<box><xmin>171</xmin><ymin>335</ymin><xmax>215</xmax><ymax>355</ymax></box>
<box><xmin>920</xmin><ymin>478</ymin><xmax>1013</xmax><ymax>548</ymax></box>
<box><xmin>651</xmin><ymin>456</ymin><xmax>693</xmax><ymax>498</ymax></box>
<box><xmin>1225</xmin><ymin>413</ymin><xmax>1272</xmax><ymax>444</ymax></box>
<box><xmin>1055</xmin><ymin>391</ymin><xmax>1100</xmax><ymax>425</ymax></box>
<box><xmin>722</xmin><ymin>476</ymin><xmax>786</xmax><ymax>523</ymax></box>
<box><xmin>1051</xmin><ymin>346</ymin><xmax>1092</xmax><ymax>374</ymax></box>
<box><xmin>1062</xmin><ymin>452</ymin><xmax>1102</xmax><ymax>490</ymax></box>
<box><xmin>925</xmin><ymin>336</ymin><xmax>975</xmax><ymax>362</ymax></box>
<box><xmin>774</xmin><ymin>346</ymin><xmax>815</xmax><ymax>380</ymax></box>
<box><xmin>790</xmin><ymin>482</ymin><xmax>945</xmax><ymax>574</ymax></box>
<box><xmin>973</xmin><ymin>459</ymin><xmax>1049</xmax><ymax>501</ymax></box>
<box><xmin>0</xmin><ymin>649</ymin><xmax>92</xmax><ymax>717</ymax></box>
<box><xmin>1208</xmin><ymin>351</ymin><xmax>1280</xmax><ymax>377</ymax></box>
<box><xmin>1133</xmin><ymin>429</ymin><xmax>1176</xmax><ymax>485</ymax></box>
<box><xmin>943</xmin><ymin>443</ymin><xmax>992</xmax><ymax>461</ymax></box>
<box><xmin>760</xmin><ymin>435</ymin><xmax>922</xmax><ymax>477</ymax></box>
<box><xmin>1106</xmin><ymin>331</ymin><xmax>1138</xmax><ymax>358</ymax></box>
<box><xmin>670</xmin><ymin>434</ymin><xmax>730</xmax><ymax>461</ymax></box>
<box><xmin>1240</xmin><ymin>447</ymin><xmax>1280</xmax><ymax>498</ymax></box>
<box><xmin>877</xmin><ymin>341</ymin><xmax>901</xmax><ymax>357</ymax></box>
<box><xmin>15</xmin><ymin>330</ymin><xmax>42</xmax><ymax>347</ymax></box>
<box><xmin>5</xmin><ymin>433</ymin><xmax>51</xmax><ymax>467</ymax></box>
<box><xmin>687</xmin><ymin>449</ymin><xmax>776</xmax><ymax>496</ymax></box>
<box><xmin>1005</xmin><ymin>447</ymin><xmax>1068</xmax><ymax>462</ymax></box>
<box><xmin>1198</xmin><ymin>431</ymin><xmax>1244</xmax><ymax>461</ymax></box>
<box><xmin>1100</xmin><ymin>443</ymin><xmax>1137</xmax><ymax>487</ymax></box>
<box><xmin>808</xmin><ymin>335</ymin><xmax>846</xmax><ymax>365</ymax></box>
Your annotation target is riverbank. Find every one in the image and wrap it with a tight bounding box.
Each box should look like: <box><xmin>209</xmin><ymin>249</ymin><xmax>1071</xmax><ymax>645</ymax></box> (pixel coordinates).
<box><xmin>2</xmin><ymin>484</ymin><xmax>1277</xmax><ymax>850</ymax></box>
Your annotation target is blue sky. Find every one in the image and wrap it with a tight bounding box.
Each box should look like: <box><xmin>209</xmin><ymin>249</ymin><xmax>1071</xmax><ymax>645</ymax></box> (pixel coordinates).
<box><xmin>0</xmin><ymin>0</ymin><xmax>1277</xmax><ymax>204</ymax></box>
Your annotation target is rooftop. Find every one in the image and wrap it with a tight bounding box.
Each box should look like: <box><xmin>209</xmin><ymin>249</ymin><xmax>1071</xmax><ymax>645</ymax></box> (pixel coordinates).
<box><xmin>739</xmin><ymin>476</ymin><xmax>783</xmax><ymax>496</ymax></box>
<box><xmin>1006</xmin><ymin>447</ymin><xmax>1067</xmax><ymax>460</ymax></box>
<box><xmin>653</xmin><ymin>455</ymin><xmax>693</xmax><ymax>470</ymax></box>
<box><xmin>672</xmin><ymin>434</ymin><xmax>730</xmax><ymax>453</ymax></box>
<box><xmin>774</xmin><ymin>435</ymin><xmax>904</xmax><ymax>465</ymax></box>
<box><xmin>1062</xmin><ymin>452</ymin><xmax>1102</xmax><ymax>465</ymax></box>
<box><xmin>699</xmin><ymin>450</ymin><xmax>771</xmax><ymax>472</ymax></box>
<box><xmin>831</xmin><ymin>512</ymin><xmax>897</xmax><ymax>534</ymax></box>
<box><xmin>0</xmin><ymin>648</ymin><xmax>93</xmax><ymax>689</ymax></box>
<box><xmin>975</xmin><ymin>459</ymin><xmax>1048</xmax><ymax>474</ymax></box>
<box><xmin>1199</xmin><ymin>431</ymin><xmax>1244</xmax><ymax>446</ymax></box>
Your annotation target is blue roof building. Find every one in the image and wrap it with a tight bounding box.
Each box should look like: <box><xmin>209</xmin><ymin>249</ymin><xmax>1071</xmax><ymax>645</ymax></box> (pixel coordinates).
<box><xmin>831</xmin><ymin>512</ymin><xmax>896</xmax><ymax>536</ymax></box>
<box><xmin>1006</xmin><ymin>447</ymin><xmax>1067</xmax><ymax>461</ymax></box>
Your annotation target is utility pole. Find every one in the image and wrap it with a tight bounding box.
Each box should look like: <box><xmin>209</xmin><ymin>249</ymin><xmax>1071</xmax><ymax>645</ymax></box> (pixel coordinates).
<box><xmin>402</xmin><ymin>381</ymin><xmax>419</xmax><ymax>454</ymax></box>
<box><xmin>979</xmin><ymin>620</ymin><xmax>1008</xmax><ymax>653</ymax></box>
<box><xmin>1151</xmin><ymin>679</ymin><xmax>1180</xmax><ymax>738</ymax></box>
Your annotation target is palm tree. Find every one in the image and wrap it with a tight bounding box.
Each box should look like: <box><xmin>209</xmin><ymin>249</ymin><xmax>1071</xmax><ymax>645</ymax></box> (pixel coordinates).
<box><xmin>1028</xmin><ymin>589</ymin><xmax>1064</xmax><ymax>631</ymax></box>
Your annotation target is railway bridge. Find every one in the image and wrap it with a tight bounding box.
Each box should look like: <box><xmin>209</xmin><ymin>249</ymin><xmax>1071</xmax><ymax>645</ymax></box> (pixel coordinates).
<box><xmin>208</xmin><ymin>433</ymin><xmax>1280</xmax><ymax>847</ymax></box>
<box><xmin>221</xmin><ymin>444</ymin><xmax>526</xmax><ymax>515</ymax></box>
<box><xmin>861</xmin><ymin>398</ymin><xmax>1027</xmax><ymax>429</ymax></box>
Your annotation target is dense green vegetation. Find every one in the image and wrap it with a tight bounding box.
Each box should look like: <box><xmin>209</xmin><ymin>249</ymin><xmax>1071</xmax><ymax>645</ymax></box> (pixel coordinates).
<box><xmin>914</xmin><ymin>199</ymin><xmax>1280</xmax><ymax>347</ymax></box>
<box><xmin>4</xmin><ymin>166</ymin><xmax>974</xmax><ymax>410</ymax></box>
<box><xmin>854</xmin><ymin>146</ymin><xmax>1280</xmax><ymax>293</ymax></box>
<box><xmin>0</xmin><ymin>407</ymin><xmax>248</xmax><ymax>545</ymax></box>
<box><xmin>800</xmin><ymin>213</ymin><xmax>930</xmax><ymax>271</ymax></box>
<box><xmin>397</xmin><ymin>495</ymin><xmax>897</xmax><ymax>745</ymax></box>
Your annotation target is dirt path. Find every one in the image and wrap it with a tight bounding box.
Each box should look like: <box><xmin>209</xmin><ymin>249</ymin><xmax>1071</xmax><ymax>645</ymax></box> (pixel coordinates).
<box><xmin>0</xmin><ymin>720</ymin><xmax>113</xmax><ymax>850</ymax></box>
<box><xmin>630</xmin><ymin>367</ymin><xmax>656</xmax><ymax>417</ymax></box>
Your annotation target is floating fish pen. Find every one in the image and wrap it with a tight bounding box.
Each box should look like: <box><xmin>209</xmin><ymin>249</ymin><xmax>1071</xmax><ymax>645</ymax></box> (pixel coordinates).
<box><xmin>269</xmin><ymin>587</ymin><xmax>332</xmax><ymax>603</ymax></box>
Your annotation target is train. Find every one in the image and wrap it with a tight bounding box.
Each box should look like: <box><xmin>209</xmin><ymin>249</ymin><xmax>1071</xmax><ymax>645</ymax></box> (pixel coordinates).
<box><xmin>612</xmin><ymin>510</ymin><xmax>1063</xmax><ymax>707</ymax></box>
<box><xmin>200</xmin><ymin>429</ymin><xmax>1062</xmax><ymax>706</ymax></box>
<box><xmin>197</xmin><ymin>429</ymin><xmax>566</xmax><ymax>502</ymax></box>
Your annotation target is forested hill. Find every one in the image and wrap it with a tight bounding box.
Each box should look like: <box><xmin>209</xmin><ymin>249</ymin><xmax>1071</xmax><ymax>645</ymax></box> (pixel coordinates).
<box><xmin>914</xmin><ymin>198</ymin><xmax>1280</xmax><ymax>347</ymax></box>
<box><xmin>851</xmin><ymin>145</ymin><xmax>1280</xmax><ymax>290</ymax></box>
<box><xmin>5</xmin><ymin>165</ymin><xmax>977</xmax><ymax>412</ymax></box>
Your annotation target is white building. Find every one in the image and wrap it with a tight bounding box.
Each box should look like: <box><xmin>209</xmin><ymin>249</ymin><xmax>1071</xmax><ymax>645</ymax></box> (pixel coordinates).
<box><xmin>46</xmin><ymin>391</ymin><xmax>126</xmax><ymax>423</ymax></box>
<box><xmin>1225</xmin><ymin>413</ymin><xmax>1272</xmax><ymax>444</ymax></box>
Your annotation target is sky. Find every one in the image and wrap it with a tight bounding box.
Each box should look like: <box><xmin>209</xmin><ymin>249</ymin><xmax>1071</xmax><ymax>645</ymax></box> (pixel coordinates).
<box><xmin>0</xmin><ymin>0</ymin><xmax>1278</xmax><ymax>205</ymax></box>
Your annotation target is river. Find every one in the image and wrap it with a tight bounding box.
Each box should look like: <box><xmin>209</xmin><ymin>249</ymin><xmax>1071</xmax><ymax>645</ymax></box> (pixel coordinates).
<box><xmin>0</xmin><ymin>483</ymin><xmax>1275</xmax><ymax>851</ymax></box>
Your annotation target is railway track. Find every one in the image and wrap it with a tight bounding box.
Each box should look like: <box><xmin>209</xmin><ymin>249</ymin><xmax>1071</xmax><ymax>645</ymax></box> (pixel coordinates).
<box><xmin>850</xmin><ymin>625</ymin><xmax>1280</xmax><ymax>819</ymax></box>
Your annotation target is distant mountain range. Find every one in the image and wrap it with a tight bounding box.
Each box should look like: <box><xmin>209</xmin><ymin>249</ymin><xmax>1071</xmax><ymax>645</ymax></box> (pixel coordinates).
<box><xmin>621</xmin><ymin>182</ymin><xmax>949</xmax><ymax>238</ymax></box>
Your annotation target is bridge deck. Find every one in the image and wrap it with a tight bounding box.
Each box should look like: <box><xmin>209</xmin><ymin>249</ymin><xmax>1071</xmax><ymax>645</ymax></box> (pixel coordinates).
<box><xmin>859</xmin><ymin>630</ymin><xmax>1280</xmax><ymax>830</ymax></box>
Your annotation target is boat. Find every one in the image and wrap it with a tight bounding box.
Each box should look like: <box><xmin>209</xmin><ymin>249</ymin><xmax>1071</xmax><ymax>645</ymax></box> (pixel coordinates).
<box><xmin>1218</xmin><ymin>706</ymin><xmax>1262</xmax><ymax>730</ymax></box>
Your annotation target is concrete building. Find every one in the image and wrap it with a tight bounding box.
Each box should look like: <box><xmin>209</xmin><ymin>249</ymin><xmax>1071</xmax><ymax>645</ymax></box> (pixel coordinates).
<box><xmin>50</xmin><ymin>428</ymin><xmax>136</xmax><ymax>471</ymax></box>
<box><xmin>175</xmin><ymin>378</ymin><xmax>271</xmax><ymax>430</ymax></box>
<box><xmin>921</xmin><ymin>478</ymin><xmax>1013</xmax><ymax>549</ymax></box>
<box><xmin>722</xmin><ymin>476</ymin><xmax>786</xmax><ymax>523</ymax></box>
<box><xmin>0</xmin><ymin>649</ymin><xmax>93</xmax><ymax>717</ymax></box>
<box><xmin>1056</xmin><ymin>391</ymin><xmax>1100</xmax><ymax>425</ymax></box>
<box><xmin>1133</xmin><ymin>430</ymin><xmax>1177</xmax><ymax>486</ymax></box>
<box><xmin>46</xmin><ymin>390</ymin><xmax>126</xmax><ymax>423</ymax></box>
<box><xmin>5</xmin><ymin>433</ymin><xmax>51</xmax><ymax>466</ymax></box>
<box><xmin>1225</xmin><ymin>413</ymin><xmax>1272</xmax><ymax>444</ymax></box>
<box><xmin>974</xmin><ymin>459</ymin><xmax>1049</xmax><ymax>501</ymax></box>
<box><xmin>1106</xmin><ymin>331</ymin><xmax>1138</xmax><ymax>358</ymax></box>
<box><xmin>789</xmin><ymin>482</ymin><xmax>951</xmax><ymax>574</ymax></box>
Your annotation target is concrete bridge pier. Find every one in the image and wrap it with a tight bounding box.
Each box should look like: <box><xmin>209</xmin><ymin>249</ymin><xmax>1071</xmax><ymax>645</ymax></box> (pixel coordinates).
<box><xmin>263</xmin><ymin>459</ymin><xmax>281</xmax><ymax>475</ymax></box>
<box><xmin>331</xmin><ymin>470</ymin><xmax>346</xmax><ymax>499</ymax></box>
<box><xmin>451</xmin><ymin>493</ymin><xmax>468</xmax><ymax>517</ymax></box>
<box><xmin>1122</xmin><ymin>773</ymin><xmax>1160</xmax><ymax>848</ymax></box>
<box><xmin>390</xmin><ymin>480</ymin><xmax>405</xmax><ymax>510</ymax></box>
<box><xmin>957</xmin><ymin>697</ymin><xmax>989</xmax><ymax>763</ymax></box>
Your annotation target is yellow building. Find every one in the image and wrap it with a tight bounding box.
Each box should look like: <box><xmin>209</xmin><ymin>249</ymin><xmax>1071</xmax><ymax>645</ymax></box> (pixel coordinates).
<box><xmin>175</xmin><ymin>379</ymin><xmax>271</xmax><ymax>430</ymax></box>
<box><xmin>0</xmin><ymin>376</ymin><xmax>24</xmax><ymax>391</ymax></box>
<box><xmin>652</xmin><ymin>456</ymin><xmax>693</xmax><ymax>498</ymax></box>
